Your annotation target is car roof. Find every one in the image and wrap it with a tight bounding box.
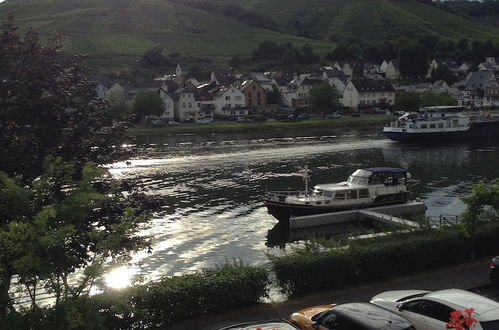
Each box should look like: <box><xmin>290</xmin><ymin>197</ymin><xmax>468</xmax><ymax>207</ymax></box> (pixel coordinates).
<box><xmin>218</xmin><ymin>319</ymin><xmax>300</xmax><ymax>330</ymax></box>
<box><xmin>426</xmin><ymin>289</ymin><xmax>499</xmax><ymax>316</ymax></box>
<box><xmin>334</xmin><ymin>303</ymin><xmax>413</xmax><ymax>329</ymax></box>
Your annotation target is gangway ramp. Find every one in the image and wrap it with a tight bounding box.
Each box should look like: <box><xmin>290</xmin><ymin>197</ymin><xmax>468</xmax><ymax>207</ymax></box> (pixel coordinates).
<box><xmin>289</xmin><ymin>201</ymin><xmax>426</xmax><ymax>229</ymax></box>
<box><xmin>358</xmin><ymin>210</ymin><xmax>420</xmax><ymax>228</ymax></box>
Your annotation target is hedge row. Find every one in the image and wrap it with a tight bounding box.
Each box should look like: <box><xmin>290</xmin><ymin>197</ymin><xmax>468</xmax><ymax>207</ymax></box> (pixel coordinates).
<box><xmin>10</xmin><ymin>263</ymin><xmax>270</xmax><ymax>330</ymax></box>
<box><xmin>269</xmin><ymin>223</ymin><xmax>499</xmax><ymax>296</ymax></box>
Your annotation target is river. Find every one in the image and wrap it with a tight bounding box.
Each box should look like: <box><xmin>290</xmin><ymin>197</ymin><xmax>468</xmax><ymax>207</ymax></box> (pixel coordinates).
<box><xmin>104</xmin><ymin>128</ymin><xmax>499</xmax><ymax>288</ymax></box>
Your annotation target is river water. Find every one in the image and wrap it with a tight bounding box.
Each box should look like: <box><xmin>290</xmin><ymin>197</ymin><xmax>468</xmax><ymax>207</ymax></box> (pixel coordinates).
<box><xmin>104</xmin><ymin>128</ymin><xmax>499</xmax><ymax>288</ymax></box>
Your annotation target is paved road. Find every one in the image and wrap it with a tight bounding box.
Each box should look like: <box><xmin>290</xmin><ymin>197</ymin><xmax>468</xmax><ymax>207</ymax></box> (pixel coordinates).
<box><xmin>170</xmin><ymin>257</ymin><xmax>498</xmax><ymax>330</ymax></box>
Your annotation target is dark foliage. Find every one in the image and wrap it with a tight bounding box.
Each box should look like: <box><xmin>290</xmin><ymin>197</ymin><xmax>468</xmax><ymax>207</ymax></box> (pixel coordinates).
<box><xmin>270</xmin><ymin>223</ymin><xmax>499</xmax><ymax>296</ymax></box>
<box><xmin>252</xmin><ymin>42</ymin><xmax>320</xmax><ymax>68</ymax></box>
<box><xmin>0</xmin><ymin>16</ymin><xmax>126</xmax><ymax>179</ymax></box>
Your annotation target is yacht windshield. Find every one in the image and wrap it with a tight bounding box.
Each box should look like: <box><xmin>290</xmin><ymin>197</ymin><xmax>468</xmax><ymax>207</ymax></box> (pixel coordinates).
<box><xmin>347</xmin><ymin>175</ymin><xmax>368</xmax><ymax>185</ymax></box>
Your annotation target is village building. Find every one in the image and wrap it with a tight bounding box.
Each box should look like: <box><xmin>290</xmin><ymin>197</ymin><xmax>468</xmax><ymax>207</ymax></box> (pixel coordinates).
<box><xmin>211</xmin><ymin>85</ymin><xmax>247</xmax><ymax>118</ymax></box>
<box><xmin>238</xmin><ymin>80</ymin><xmax>267</xmax><ymax>107</ymax></box>
<box><xmin>341</xmin><ymin>79</ymin><xmax>395</xmax><ymax>110</ymax></box>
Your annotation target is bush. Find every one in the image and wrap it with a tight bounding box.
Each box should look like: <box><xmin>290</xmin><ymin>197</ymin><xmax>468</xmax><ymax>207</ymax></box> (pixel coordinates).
<box><xmin>270</xmin><ymin>224</ymin><xmax>499</xmax><ymax>296</ymax></box>
<box><xmin>13</xmin><ymin>263</ymin><xmax>270</xmax><ymax>329</ymax></box>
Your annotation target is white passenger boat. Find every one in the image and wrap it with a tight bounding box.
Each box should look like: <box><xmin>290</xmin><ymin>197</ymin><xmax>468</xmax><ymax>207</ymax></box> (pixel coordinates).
<box><xmin>383</xmin><ymin>106</ymin><xmax>499</xmax><ymax>142</ymax></box>
<box><xmin>264</xmin><ymin>167</ymin><xmax>412</xmax><ymax>222</ymax></box>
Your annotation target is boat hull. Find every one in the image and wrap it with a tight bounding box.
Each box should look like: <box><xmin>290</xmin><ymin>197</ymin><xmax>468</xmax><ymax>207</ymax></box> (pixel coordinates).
<box><xmin>383</xmin><ymin>120</ymin><xmax>499</xmax><ymax>142</ymax></box>
<box><xmin>264</xmin><ymin>194</ymin><xmax>409</xmax><ymax>222</ymax></box>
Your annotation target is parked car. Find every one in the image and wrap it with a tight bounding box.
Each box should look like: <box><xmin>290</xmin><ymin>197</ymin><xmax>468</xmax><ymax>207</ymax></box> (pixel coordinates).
<box><xmin>195</xmin><ymin>118</ymin><xmax>211</xmax><ymax>124</ymax></box>
<box><xmin>327</xmin><ymin>113</ymin><xmax>342</xmax><ymax>119</ymax></box>
<box><xmin>151</xmin><ymin>119</ymin><xmax>166</xmax><ymax>127</ymax></box>
<box><xmin>371</xmin><ymin>289</ymin><xmax>499</xmax><ymax>330</ymax></box>
<box><xmin>297</xmin><ymin>113</ymin><xmax>310</xmax><ymax>120</ymax></box>
<box><xmin>219</xmin><ymin>319</ymin><xmax>300</xmax><ymax>330</ymax></box>
<box><xmin>289</xmin><ymin>302</ymin><xmax>415</xmax><ymax>330</ymax></box>
<box><xmin>489</xmin><ymin>256</ymin><xmax>499</xmax><ymax>286</ymax></box>
<box><xmin>167</xmin><ymin>120</ymin><xmax>180</xmax><ymax>125</ymax></box>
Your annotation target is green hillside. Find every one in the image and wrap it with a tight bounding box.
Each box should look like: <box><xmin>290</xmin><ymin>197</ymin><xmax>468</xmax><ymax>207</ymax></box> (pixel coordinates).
<box><xmin>225</xmin><ymin>0</ymin><xmax>499</xmax><ymax>43</ymax></box>
<box><xmin>2</xmin><ymin>0</ymin><xmax>499</xmax><ymax>69</ymax></box>
<box><xmin>0</xmin><ymin>0</ymin><xmax>332</xmax><ymax>59</ymax></box>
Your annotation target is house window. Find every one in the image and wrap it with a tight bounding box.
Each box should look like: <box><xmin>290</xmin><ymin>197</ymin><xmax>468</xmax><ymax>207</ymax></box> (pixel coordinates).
<box><xmin>225</xmin><ymin>96</ymin><xmax>231</xmax><ymax>101</ymax></box>
<box><xmin>188</xmin><ymin>103</ymin><xmax>192</xmax><ymax>108</ymax></box>
<box><xmin>182</xmin><ymin>103</ymin><xmax>186</xmax><ymax>108</ymax></box>
<box><xmin>252</xmin><ymin>85</ymin><xmax>256</xmax><ymax>89</ymax></box>
<box><xmin>257</xmin><ymin>92</ymin><xmax>261</xmax><ymax>97</ymax></box>
<box><xmin>248</xmin><ymin>92</ymin><xmax>252</xmax><ymax>98</ymax></box>
<box><xmin>239</xmin><ymin>111</ymin><xmax>244</xmax><ymax>115</ymax></box>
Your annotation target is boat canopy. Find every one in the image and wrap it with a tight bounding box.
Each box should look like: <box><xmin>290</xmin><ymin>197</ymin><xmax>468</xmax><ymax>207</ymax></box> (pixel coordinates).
<box><xmin>364</xmin><ymin>167</ymin><xmax>407</xmax><ymax>175</ymax></box>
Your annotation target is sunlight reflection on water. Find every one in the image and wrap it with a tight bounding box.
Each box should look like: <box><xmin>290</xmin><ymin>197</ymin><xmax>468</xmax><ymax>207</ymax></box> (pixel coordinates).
<box><xmin>103</xmin><ymin>134</ymin><xmax>499</xmax><ymax>288</ymax></box>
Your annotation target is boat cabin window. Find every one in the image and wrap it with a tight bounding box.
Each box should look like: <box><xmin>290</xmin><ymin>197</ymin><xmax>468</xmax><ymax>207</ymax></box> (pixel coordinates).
<box><xmin>438</xmin><ymin>123</ymin><xmax>444</xmax><ymax>128</ymax></box>
<box><xmin>346</xmin><ymin>190</ymin><xmax>358</xmax><ymax>199</ymax></box>
<box><xmin>429</xmin><ymin>124</ymin><xmax>436</xmax><ymax>128</ymax></box>
<box><xmin>334</xmin><ymin>191</ymin><xmax>345</xmax><ymax>200</ymax></box>
<box><xmin>358</xmin><ymin>189</ymin><xmax>369</xmax><ymax>198</ymax></box>
<box><xmin>323</xmin><ymin>191</ymin><xmax>333</xmax><ymax>198</ymax></box>
<box><xmin>420</xmin><ymin>124</ymin><xmax>427</xmax><ymax>129</ymax></box>
<box><xmin>368</xmin><ymin>174</ymin><xmax>383</xmax><ymax>185</ymax></box>
<box><xmin>347</xmin><ymin>175</ymin><xmax>368</xmax><ymax>185</ymax></box>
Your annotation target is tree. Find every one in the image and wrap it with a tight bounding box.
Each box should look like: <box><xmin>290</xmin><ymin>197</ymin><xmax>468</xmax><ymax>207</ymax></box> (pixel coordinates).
<box><xmin>266</xmin><ymin>86</ymin><xmax>282</xmax><ymax>105</ymax></box>
<box><xmin>0</xmin><ymin>16</ymin><xmax>125</xmax><ymax>179</ymax></box>
<box><xmin>104</xmin><ymin>84</ymin><xmax>129</xmax><ymax>120</ymax></box>
<box><xmin>420</xmin><ymin>91</ymin><xmax>457</xmax><ymax>107</ymax></box>
<box><xmin>132</xmin><ymin>90</ymin><xmax>164</xmax><ymax>121</ymax></box>
<box><xmin>309</xmin><ymin>82</ymin><xmax>340</xmax><ymax>111</ymax></box>
<box><xmin>0</xmin><ymin>157</ymin><xmax>154</xmax><ymax>323</ymax></box>
<box><xmin>431</xmin><ymin>65</ymin><xmax>458</xmax><ymax>85</ymax></box>
<box><xmin>394</xmin><ymin>92</ymin><xmax>421</xmax><ymax>112</ymax></box>
<box><xmin>461</xmin><ymin>180</ymin><xmax>499</xmax><ymax>259</ymax></box>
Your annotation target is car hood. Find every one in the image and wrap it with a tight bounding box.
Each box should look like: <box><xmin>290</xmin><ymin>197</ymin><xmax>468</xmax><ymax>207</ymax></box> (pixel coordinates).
<box><xmin>371</xmin><ymin>290</ymin><xmax>430</xmax><ymax>310</ymax></box>
<box><xmin>295</xmin><ymin>304</ymin><xmax>336</xmax><ymax>319</ymax></box>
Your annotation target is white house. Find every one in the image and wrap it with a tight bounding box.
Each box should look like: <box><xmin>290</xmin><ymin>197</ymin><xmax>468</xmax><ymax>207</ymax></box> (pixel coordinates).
<box><xmin>95</xmin><ymin>82</ymin><xmax>108</xmax><ymax>98</ymax></box>
<box><xmin>173</xmin><ymin>86</ymin><xmax>198</xmax><ymax>122</ymax></box>
<box><xmin>341</xmin><ymin>79</ymin><xmax>395</xmax><ymax>110</ymax></box>
<box><xmin>156</xmin><ymin>87</ymin><xmax>175</xmax><ymax>120</ymax></box>
<box><xmin>212</xmin><ymin>85</ymin><xmax>247</xmax><ymax>117</ymax></box>
<box><xmin>385</xmin><ymin>60</ymin><xmax>400</xmax><ymax>80</ymax></box>
<box><xmin>281</xmin><ymin>76</ymin><xmax>321</xmax><ymax>108</ymax></box>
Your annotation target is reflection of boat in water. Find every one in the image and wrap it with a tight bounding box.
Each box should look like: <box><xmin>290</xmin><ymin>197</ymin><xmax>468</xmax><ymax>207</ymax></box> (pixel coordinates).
<box><xmin>383</xmin><ymin>106</ymin><xmax>499</xmax><ymax>142</ymax></box>
<box><xmin>264</xmin><ymin>167</ymin><xmax>412</xmax><ymax>222</ymax></box>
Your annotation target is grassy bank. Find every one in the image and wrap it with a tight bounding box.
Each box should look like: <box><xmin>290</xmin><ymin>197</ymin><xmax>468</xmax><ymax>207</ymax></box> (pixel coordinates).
<box><xmin>127</xmin><ymin>115</ymin><xmax>395</xmax><ymax>136</ymax></box>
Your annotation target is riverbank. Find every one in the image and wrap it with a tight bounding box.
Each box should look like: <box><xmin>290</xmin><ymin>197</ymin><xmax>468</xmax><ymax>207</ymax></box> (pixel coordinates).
<box><xmin>127</xmin><ymin>115</ymin><xmax>395</xmax><ymax>136</ymax></box>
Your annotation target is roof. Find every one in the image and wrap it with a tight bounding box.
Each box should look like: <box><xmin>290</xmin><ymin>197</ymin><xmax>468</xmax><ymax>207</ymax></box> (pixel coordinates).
<box><xmin>334</xmin><ymin>303</ymin><xmax>412</xmax><ymax>330</ymax></box>
<box><xmin>351</xmin><ymin>79</ymin><xmax>395</xmax><ymax>93</ymax></box>
<box><xmin>427</xmin><ymin>289</ymin><xmax>499</xmax><ymax>315</ymax></box>
<box><xmin>364</xmin><ymin>167</ymin><xmax>406</xmax><ymax>174</ymax></box>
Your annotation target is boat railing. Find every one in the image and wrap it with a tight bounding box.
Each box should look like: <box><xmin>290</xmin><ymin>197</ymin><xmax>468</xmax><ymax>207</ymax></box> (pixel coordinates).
<box><xmin>428</xmin><ymin>214</ymin><xmax>460</xmax><ymax>226</ymax></box>
<box><xmin>265</xmin><ymin>190</ymin><xmax>304</xmax><ymax>202</ymax></box>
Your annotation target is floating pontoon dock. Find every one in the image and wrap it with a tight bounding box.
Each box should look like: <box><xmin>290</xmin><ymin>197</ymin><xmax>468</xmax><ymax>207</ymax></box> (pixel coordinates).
<box><xmin>289</xmin><ymin>201</ymin><xmax>426</xmax><ymax>229</ymax></box>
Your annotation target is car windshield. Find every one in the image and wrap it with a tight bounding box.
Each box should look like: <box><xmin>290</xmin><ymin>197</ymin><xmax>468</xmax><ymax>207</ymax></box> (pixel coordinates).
<box><xmin>396</xmin><ymin>293</ymin><xmax>428</xmax><ymax>302</ymax></box>
<box><xmin>481</xmin><ymin>319</ymin><xmax>499</xmax><ymax>330</ymax></box>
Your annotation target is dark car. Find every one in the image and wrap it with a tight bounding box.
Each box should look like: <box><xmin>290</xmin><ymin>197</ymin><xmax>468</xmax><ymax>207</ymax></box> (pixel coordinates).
<box><xmin>290</xmin><ymin>302</ymin><xmax>415</xmax><ymax>330</ymax></box>
<box><xmin>490</xmin><ymin>256</ymin><xmax>499</xmax><ymax>286</ymax></box>
<box><xmin>219</xmin><ymin>319</ymin><xmax>301</xmax><ymax>330</ymax></box>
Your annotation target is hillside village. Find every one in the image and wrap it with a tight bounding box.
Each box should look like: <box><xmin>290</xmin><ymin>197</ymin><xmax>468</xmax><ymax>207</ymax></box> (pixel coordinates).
<box><xmin>98</xmin><ymin>56</ymin><xmax>499</xmax><ymax>124</ymax></box>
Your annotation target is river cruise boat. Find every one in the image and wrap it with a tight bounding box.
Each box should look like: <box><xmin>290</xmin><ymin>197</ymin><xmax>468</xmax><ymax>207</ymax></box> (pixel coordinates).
<box><xmin>383</xmin><ymin>106</ymin><xmax>499</xmax><ymax>142</ymax></box>
<box><xmin>264</xmin><ymin>167</ymin><xmax>411</xmax><ymax>222</ymax></box>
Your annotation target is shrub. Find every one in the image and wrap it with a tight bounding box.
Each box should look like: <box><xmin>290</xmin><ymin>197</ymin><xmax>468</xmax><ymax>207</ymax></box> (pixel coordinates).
<box><xmin>270</xmin><ymin>224</ymin><xmax>499</xmax><ymax>297</ymax></box>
